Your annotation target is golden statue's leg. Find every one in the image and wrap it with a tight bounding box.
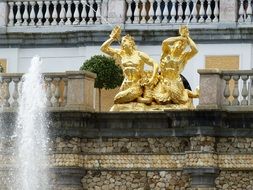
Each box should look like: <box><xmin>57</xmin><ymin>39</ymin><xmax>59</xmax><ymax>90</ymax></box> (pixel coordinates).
<box><xmin>187</xmin><ymin>88</ymin><xmax>199</xmax><ymax>98</ymax></box>
<box><xmin>114</xmin><ymin>85</ymin><xmax>143</xmax><ymax>104</ymax></box>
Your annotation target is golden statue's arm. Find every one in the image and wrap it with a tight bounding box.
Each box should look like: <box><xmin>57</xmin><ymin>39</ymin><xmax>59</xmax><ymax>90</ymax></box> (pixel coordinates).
<box><xmin>100</xmin><ymin>26</ymin><xmax>121</xmax><ymax>60</ymax></box>
<box><xmin>184</xmin><ymin>35</ymin><xmax>198</xmax><ymax>60</ymax></box>
<box><xmin>178</xmin><ymin>35</ymin><xmax>198</xmax><ymax>73</ymax></box>
<box><xmin>139</xmin><ymin>52</ymin><xmax>158</xmax><ymax>85</ymax></box>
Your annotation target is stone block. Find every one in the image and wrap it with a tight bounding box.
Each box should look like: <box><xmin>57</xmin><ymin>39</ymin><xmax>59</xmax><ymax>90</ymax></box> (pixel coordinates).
<box><xmin>197</xmin><ymin>69</ymin><xmax>223</xmax><ymax>109</ymax></box>
<box><xmin>66</xmin><ymin>71</ymin><xmax>96</xmax><ymax>111</ymax></box>
<box><xmin>0</xmin><ymin>2</ymin><xmax>8</xmax><ymax>27</ymax></box>
<box><xmin>219</xmin><ymin>0</ymin><xmax>238</xmax><ymax>22</ymax></box>
<box><xmin>107</xmin><ymin>0</ymin><xmax>125</xmax><ymax>24</ymax></box>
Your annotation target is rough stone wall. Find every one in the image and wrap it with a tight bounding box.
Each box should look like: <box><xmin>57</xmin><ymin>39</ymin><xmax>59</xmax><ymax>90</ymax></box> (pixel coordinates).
<box><xmin>217</xmin><ymin>138</ymin><xmax>253</xmax><ymax>153</ymax></box>
<box><xmin>215</xmin><ymin>171</ymin><xmax>253</xmax><ymax>190</ymax></box>
<box><xmin>82</xmin><ymin>171</ymin><xmax>190</xmax><ymax>190</ymax></box>
<box><xmin>51</xmin><ymin>137</ymin><xmax>190</xmax><ymax>154</ymax></box>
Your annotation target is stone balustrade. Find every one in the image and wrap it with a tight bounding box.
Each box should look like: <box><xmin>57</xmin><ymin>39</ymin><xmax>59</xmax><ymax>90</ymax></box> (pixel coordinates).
<box><xmin>6</xmin><ymin>0</ymin><xmax>102</xmax><ymax>27</ymax></box>
<box><xmin>0</xmin><ymin>71</ymin><xmax>96</xmax><ymax>111</ymax></box>
<box><xmin>0</xmin><ymin>0</ymin><xmax>251</xmax><ymax>29</ymax></box>
<box><xmin>198</xmin><ymin>69</ymin><xmax>253</xmax><ymax>110</ymax></box>
<box><xmin>238</xmin><ymin>0</ymin><xmax>253</xmax><ymax>23</ymax></box>
<box><xmin>125</xmin><ymin>0</ymin><xmax>220</xmax><ymax>24</ymax></box>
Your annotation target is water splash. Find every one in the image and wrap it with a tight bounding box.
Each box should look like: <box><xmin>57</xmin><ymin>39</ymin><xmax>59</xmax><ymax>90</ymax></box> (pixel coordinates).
<box><xmin>14</xmin><ymin>56</ymin><xmax>49</xmax><ymax>190</ymax></box>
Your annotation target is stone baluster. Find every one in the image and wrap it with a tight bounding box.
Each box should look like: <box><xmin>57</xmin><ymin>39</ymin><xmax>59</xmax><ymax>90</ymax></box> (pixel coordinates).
<box><xmin>37</xmin><ymin>1</ymin><xmax>43</xmax><ymax>26</ymax></box>
<box><xmin>53</xmin><ymin>78</ymin><xmax>61</xmax><ymax>107</ymax></box>
<box><xmin>191</xmin><ymin>0</ymin><xmax>198</xmax><ymax>23</ymax></box>
<box><xmin>126</xmin><ymin>0</ymin><xmax>133</xmax><ymax>24</ymax></box>
<box><xmin>62</xmin><ymin>77</ymin><xmax>68</xmax><ymax>106</ymax></box>
<box><xmin>22</xmin><ymin>1</ymin><xmax>29</xmax><ymax>26</ymax></box>
<box><xmin>88</xmin><ymin>0</ymin><xmax>95</xmax><ymax>24</ymax></box>
<box><xmin>162</xmin><ymin>0</ymin><xmax>169</xmax><ymax>23</ymax></box>
<box><xmin>170</xmin><ymin>0</ymin><xmax>177</xmax><ymax>23</ymax></box>
<box><xmin>52</xmin><ymin>0</ymin><xmax>59</xmax><ymax>25</ymax></box>
<box><xmin>148</xmin><ymin>0</ymin><xmax>155</xmax><ymax>23</ymax></box>
<box><xmin>73</xmin><ymin>0</ymin><xmax>80</xmax><ymax>25</ymax></box>
<box><xmin>232</xmin><ymin>75</ymin><xmax>240</xmax><ymax>105</ymax></box>
<box><xmin>59</xmin><ymin>0</ymin><xmax>66</xmax><ymax>25</ymax></box>
<box><xmin>80</xmin><ymin>0</ymin><xmax>87</xmax><ymax>24</ymax></box>
<box><xmin>3</xmin><ymin>78</ymin><xmax>11</xmax><ymax>107</ymax></box>
<box><xmin>44</xmin><ymin>1</ymin><xmax>51</xmax><ymax>25</ymax></box>
<box><xmin>133</xmin><ymin>0</ymin><xmax>140</xmax><ymax>24</ymax></box>
<box><xmin>238</xmin><ymin>0</ymin><xmax>245</xmax><ymax>22</ymax></box>
<box><xmin>177</xmin><ymin>0</ymin><xmax>184</xmax><ymax>23</ymax></box>
<box><xmin>30</xmin><ymin>1</ymin><xmax>36</xmax><ymax>26</ymax></box>
<box><xmin>95</xmin><ymin>0</ymin><xmax>102</xmax><ymax>24</ymax></box>
<box><xmin>223</xmin><ymin>75</ymin><xmax>231</xmax><ymax>106</ymax></box>
<box><xmin>12</xmin><ymin>77</ymin><xmax>20</xmax><ymax>107</ymax></box>
<box><xmin>241</xmin><ymin>75</ymin><xmax>249</xmax><ymax>105</ymax></box>
<box><xmin>206</xmin><ymin>0</ymin><xmax>212</xmax><ymax>22</ymax></box>
<box><xmin>198</xmin><ymin>0</ymin><xmax>205</xmax><ymax>22</ymax></box>
<box><xmin>15</xmin><ymin>2</ymin><xmax>22</xmax><ymax>26</ymax></box>
<box><xmin>140</xmin><ymin>0</ymin><xmax>147</xmax><ymax>24</ymax></box>
<box><xmin>246</xmin><ymin>0</ymin><xmax>253</xmax><ymax>22</ymax></box>
<box><xmin>184</xmin><ymin>0</ymin><xmax>191</xmax><ymax>23</ymax></box>
<box><xmin>66</xmin><ymin>0</ymin><xmax>73</xmax><ymax>25</ymax></box>
<box><xmin>213</xmin><ymin>0</ymin><xmax>219</xmax><ymax>22</ymax></box>
<box><xmin>155</xmin><ymin>0</ymin><xmax>162</xmax><ymax>23</ymax></box>
<box><xmin>250</xmin><ymin>76</ymin><xmax>253</xmax><ymax>105</ymax></box>
<box><xmin>8</xmin><ymin>2</ymin><xmax>14</xmax><ymax>26</ymax></box>
<box><xmin>45</xmin><ymin>77</ymin><xmax>53</xmax><ymax>107</ymax></box>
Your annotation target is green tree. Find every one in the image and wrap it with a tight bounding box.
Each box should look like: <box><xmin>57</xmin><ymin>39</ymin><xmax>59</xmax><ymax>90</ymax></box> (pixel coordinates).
<box><xmin>80</xmin><ymin>55</ymin><xmax>123</xmax><ymax>111</ymax></box>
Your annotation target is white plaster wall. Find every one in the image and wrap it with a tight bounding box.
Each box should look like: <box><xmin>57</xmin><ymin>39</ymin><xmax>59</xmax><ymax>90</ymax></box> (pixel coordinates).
<box><xmin>0</xmin><ymin>43</ymin><xmax>251</xmax><ymax>93</ymax></box>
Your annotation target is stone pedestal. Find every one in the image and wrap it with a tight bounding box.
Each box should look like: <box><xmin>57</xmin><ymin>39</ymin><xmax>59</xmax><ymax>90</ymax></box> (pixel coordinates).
<box><xmin>184</xmin><ymin>168</ymin><xmax>219</xmax><ymax>189</ymax></box>
<box><xmin>66</xmin><ymin>71</ymin><xmax>96</xmax><ymax>111</ymax></box>
<box><xmin>219</xmin><ymin>0</ymin><xmax>238</xmax><ymax>22</ymax></box>
<box><xmin>107</xmin><ymin>0</ymin><xmax>125</xmax><ymax>24</ymax></box>
<box><xmin>51</xmin><ymin>167</ymin><xmax>86</xmax><ymax>190</ymax></box>
<box><xmin>0</xmin><ymin>2</ymin><xmax>8</xmax><ymax>27</ymax></box>
<box><xmin>197</xmin><ymin>69</ymin><xmax>223</xmax><ymax>109</ymax></box>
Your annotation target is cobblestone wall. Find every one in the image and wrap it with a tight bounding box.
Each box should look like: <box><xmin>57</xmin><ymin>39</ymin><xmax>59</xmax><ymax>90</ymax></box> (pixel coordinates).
<box><xmin>82</xmin><ymin>171</ymin><xmax>190</xmax><ymax>190</ymax></box>
<box><xmin>215</xmin><ymin>171</ymin><xmax>253</xmax><ymax>190</ymax></box>
<box><xmin>51</xmin><ymin>137</ymin><xmax>190</xmax><ymax>154</ymax></box>
<box><xmin>217</xmin><ymin>138</ymin><xmax>253</xmax><ymax>153</ymax></box>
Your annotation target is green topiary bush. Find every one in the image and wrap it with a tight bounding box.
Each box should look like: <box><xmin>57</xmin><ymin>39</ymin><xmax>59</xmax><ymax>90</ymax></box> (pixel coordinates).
<box><xmin>80</xmin><ymin>55</ymin><xmax>123</xmax><ymax>89</ymax></box>
<box><xmin>80</xmin><ymin>55</ymin><xmax>124</xmax><ymax>111</ymax></box>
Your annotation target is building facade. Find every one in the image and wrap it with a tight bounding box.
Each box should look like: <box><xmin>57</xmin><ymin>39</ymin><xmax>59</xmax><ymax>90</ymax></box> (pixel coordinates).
<box><xmin>0</xmin><ymin>0</ymin><xmax>252</xmax><ymax>110</ymax></box>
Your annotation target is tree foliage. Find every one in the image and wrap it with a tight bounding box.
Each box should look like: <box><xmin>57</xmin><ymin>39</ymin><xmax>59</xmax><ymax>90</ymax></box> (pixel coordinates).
<box><xmin>80</xmin><ymin>55</ymin><xmax>123</xmax><ymax>90</ymax></box>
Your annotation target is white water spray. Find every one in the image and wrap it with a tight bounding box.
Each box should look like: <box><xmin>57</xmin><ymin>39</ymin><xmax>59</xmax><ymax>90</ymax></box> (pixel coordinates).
<box><xmin>14</xmin><ymin>56</ymin><xmax>49</xmax><ymax>190</ymax></box>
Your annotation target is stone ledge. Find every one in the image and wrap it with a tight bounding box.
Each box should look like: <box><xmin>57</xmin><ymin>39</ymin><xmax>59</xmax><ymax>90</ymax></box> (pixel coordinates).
<box><xmin>1</xmin><ymin>26</ymin><xmax>253</xmax><ymax>47</ymax></box>
<box><xmin>1</xmin><ymin>154</ymin><xmax>253</xmax><ymax>170</ymax></box>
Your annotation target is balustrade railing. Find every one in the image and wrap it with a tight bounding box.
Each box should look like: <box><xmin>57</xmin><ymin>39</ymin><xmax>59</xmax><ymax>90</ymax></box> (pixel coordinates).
<box><xmin>198</xmin><ymin>69</ymin><xmax>253</xmax><ymax>110</ymax></box>
<box><xmin>0</xmin><ymin>73</ymin><xmax>68</xmax><ymax>108</ymax></box>
<box><xmin>0</xmin><ymin>71</ymin><xmax>96</xmax><ymax>111</ymax></box>
<box><xmin>238</xmin><ymin>0</ymin><xmax>253</xmax><ymax>23</ymax></box>
<box><xmin>221</xmin><ymin>71</ymin><xmax>253</xmax><ymax>106</ymax></box>
<box><xmin>7</xmin><ymin>0</ymin><xmax>102</xmax><ymax>27</ymax></box>
<box><xmin>125</xmin><ymin>0</ymin><xmax>220</xmax><ymax>24</ymax></box>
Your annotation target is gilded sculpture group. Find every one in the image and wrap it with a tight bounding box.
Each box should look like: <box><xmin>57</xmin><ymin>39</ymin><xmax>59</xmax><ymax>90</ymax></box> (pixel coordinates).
<box><xmin>101</xmin><ymin>25</ymin><xmax>199</xmax><ymax>111</ymax></box>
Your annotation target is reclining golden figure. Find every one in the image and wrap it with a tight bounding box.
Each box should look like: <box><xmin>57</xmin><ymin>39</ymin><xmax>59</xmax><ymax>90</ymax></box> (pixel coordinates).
<box><xmin>153</xmin><ymin>25</ymin><xmax>199</xmax><ymax>107</ymax></box>
<box><xmin>100</xmin><ymin>26</ymin><xmax>159</xmax><ymax>107</ymax></box>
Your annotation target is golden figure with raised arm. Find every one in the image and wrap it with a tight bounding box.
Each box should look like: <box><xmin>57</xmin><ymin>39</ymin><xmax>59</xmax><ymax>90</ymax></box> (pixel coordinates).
<box><xmin>100</xmin><ymin>26</ymin><xmax>159</xmax><ymax>109</ymax></box>
<box><xmin>153</xmin><ymin>25</ymin><xmax>199</xmax><ymax>107</ymax></box>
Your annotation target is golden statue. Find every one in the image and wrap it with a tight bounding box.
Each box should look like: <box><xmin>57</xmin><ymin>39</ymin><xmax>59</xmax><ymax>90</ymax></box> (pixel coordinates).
<box><xmin>100</xmin><ymin>25</ymin><xmax>199</xmax><ymax>111</ymax></box>
<box><xmin>100</xmin><ymin>26</ymin><xmax>159</xmax><ymax>111</ymax></box>
<box><xmin>153</xmin><ymin>25</ymin><xmax>199</xmax><ymax>108</ymax></box>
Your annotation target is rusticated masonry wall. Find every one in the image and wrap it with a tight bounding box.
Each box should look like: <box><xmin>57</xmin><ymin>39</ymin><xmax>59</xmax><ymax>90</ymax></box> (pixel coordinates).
<box><xmin>1</xmin><ymin>110</ymin><xmax>253</xmax><ymax>190</ymax></box>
